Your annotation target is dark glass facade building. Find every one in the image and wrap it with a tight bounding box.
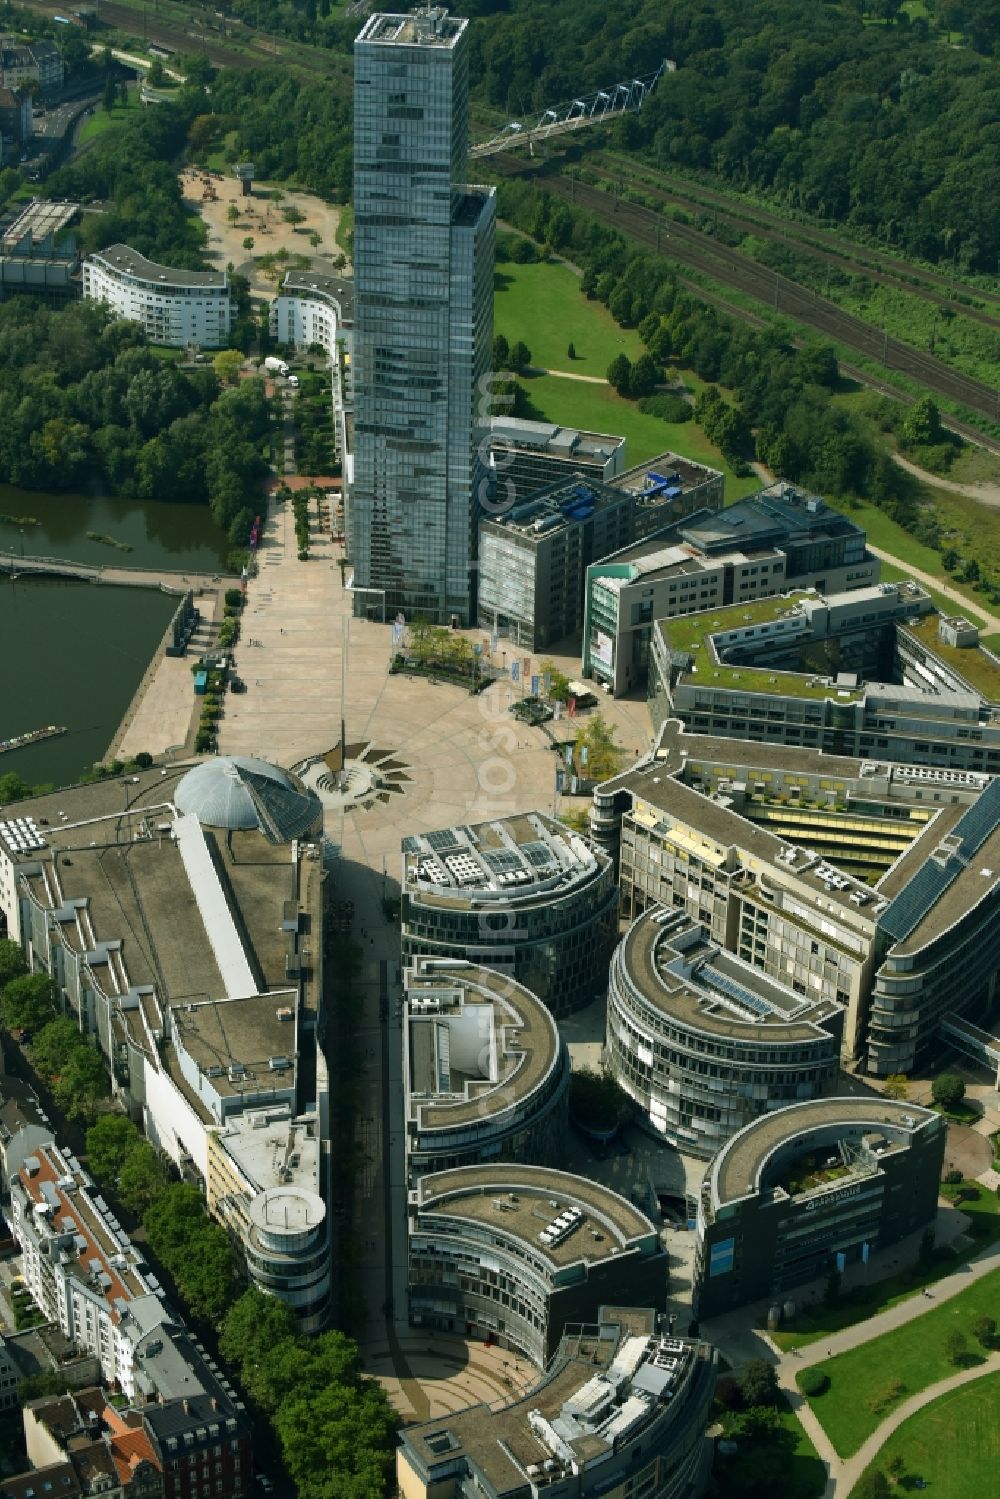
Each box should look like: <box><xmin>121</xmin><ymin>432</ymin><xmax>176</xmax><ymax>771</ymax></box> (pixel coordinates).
<box><xmin>351</xmin><ymin>9</ymin><xmax>495</xmax><ymax>623</ymax></box>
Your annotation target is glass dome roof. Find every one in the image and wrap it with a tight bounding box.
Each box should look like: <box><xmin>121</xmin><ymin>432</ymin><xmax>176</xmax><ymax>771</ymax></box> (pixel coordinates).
<box><xmin>175</xmin><ymin>756</ymin><xmax>321</xmax><ymax>844</ymax></box>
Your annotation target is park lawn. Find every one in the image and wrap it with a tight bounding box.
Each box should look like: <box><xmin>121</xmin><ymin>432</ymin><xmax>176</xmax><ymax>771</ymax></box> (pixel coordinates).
<box><xmin>518</xmin><ymin>372</ymin><xmax>761</xmax><ymax>498</ymax></box>
<box><xmin>493</xmin><ymin>255</ymin><xmax>645</xmax><ymax>375</ymax></box>
<box><xmin>335</xmin><ymin>202</ymin><xmax>353</xmax><ymax>259</ymax></box>
<box><xmin>857</xmin><ymin>1371</ymin><xmax>1000</xmax><ymax>1498</ymax></box>
<box><xmin>799</xmin><ymin>1266</ymin><xmax>1000</xmax><ymax>1457</ymax></box>
<box><xmin>773</xmin><ymin>1187</ymin><xmax>1000</xmax><ymax>1351</ymax></box>
<box><xmin>78</xmin><ymin>94</ymin><xmax>140</xmax><ymax>144</ymax></box>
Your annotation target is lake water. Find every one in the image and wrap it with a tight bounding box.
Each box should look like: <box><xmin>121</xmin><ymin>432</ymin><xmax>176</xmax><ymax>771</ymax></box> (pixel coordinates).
<box><xmin>0</xmin><ymin>487</ymin><xmax>230</xmax><ymax>788</ymax></box>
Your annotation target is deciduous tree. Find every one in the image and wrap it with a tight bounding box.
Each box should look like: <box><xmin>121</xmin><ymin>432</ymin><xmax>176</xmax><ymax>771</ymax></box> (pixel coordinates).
<box><xmin>0</xmin><ymin>973</ymin><xmax>57</xmax><ymax>1032</ymax></box>
<box><xmin>931</xmin><ymin>1073</ymin><xmax>966</xmax><ymax>1111</ymax></box>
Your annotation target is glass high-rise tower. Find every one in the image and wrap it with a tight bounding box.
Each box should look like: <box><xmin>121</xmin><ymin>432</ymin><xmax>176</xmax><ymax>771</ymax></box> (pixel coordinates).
<box><xmin>351</xmin><ymin>8</ymin><xmax>496</xmax><ymax>624</ymax></box>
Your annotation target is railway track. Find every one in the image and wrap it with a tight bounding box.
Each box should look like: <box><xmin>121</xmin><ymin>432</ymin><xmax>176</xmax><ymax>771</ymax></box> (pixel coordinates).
<box><xmin>652</xmin><ymin>259</ymin><xmax>1000</xmax><ymax>458</ymax></box>
<box><xmin>495</xmin><ymin>161</ymin><xmax>1000</xmax><ymax>431</ymax></box>
<box><xmin>588</xmin><ymin>156</ymin><xmax>1000</xmax><ymax>336</ymax></box>
<box><xmin>593</xmin><ymin>152</ymin><xmax>1000</xmax><ymax>316</ymax></box>
<box><xmin>23</xmin><ymin>0</ymin><xmax>345</xmax><ymax>81</ymax></box>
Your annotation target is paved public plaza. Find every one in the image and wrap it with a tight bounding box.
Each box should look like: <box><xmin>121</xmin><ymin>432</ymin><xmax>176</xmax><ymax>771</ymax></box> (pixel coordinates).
<box><xmin>219</xmin><ymin>492</ymin><xmax>650</xmax><ymax>890</ymax></box>
<box><xmin>214</xmin><ymin>493</ymin><xmax>657</xmax><ymax>1419</ymax></box>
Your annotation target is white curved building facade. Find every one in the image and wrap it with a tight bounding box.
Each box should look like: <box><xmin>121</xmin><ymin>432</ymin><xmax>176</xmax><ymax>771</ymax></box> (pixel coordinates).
<box><xmin>270</xmin><ymin>270</ymin><xmax>352</xmax><ymax>360</ymax></box>
<box><xmin>82</xmin><ymin>243</ymin><xmax>232</xmax><ymax>348</ymax></box>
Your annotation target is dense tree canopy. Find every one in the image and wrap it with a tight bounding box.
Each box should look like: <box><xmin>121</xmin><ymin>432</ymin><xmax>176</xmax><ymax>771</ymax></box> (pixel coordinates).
<box><xmin>0</xmin><ymin>972</ymin><xmax>55</xmax><ymax>1032</ymax></box>
<box><xmin>220</xmin><ymin>1291</ymin><xmax>398</xmax><ymax>1499</ymax></box>
<box><xmin>469</xmin><ymin>0</ymin><xmax>1000</xmax><ymax>271</ymax></box>
<box><xmin>48</xmin><ymin>95</ymin><xmax>209</xmax><ymax>268</ymax></box>
<box><xmin>0</xmin><ymin>301</ymin><xmax>274</xmax><ymax>532</ymax></box>
<box><xmin>499</xmin><ymin>178</ymin><xmax>922</xmax><ymax>525</ymax></box>
<box><xmin>0</xmin><ymin>938</ymin><xmax>28</xmax><ymax>992</ymax></box>
<box><xmin>201</xmin><ymin>69</ymin><xmax>353</xmax><ymax>203</ymax></box>
<box><xmin>143</xmin><ymin>1182</ymin><xmax>240</xmax><ymax>1324</ymax></box>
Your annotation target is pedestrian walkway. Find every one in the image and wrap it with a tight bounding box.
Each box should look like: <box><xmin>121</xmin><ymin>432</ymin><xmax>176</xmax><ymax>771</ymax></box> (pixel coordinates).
<box><xmin>528</xmin><ymin>364</ymin><xmax>609</xmax><ymax>385</ymax></box>
<box><xmin>867</xmin><ymin>543</ymin><xmax>1000</xmax><ymax>630</ymax></box>
<box><xmin>765</xmin><ymin>1238</ymin><xmax>1000</xmax><ymax>1496</ymax></box>
<box><xmin>836</xmin><ymin>1354</ymin><xmax>1000</xmax><ymax>1496</ymax></box>
<box><xmin>777</xmin><ymin>1236</ymin><xmax>1000</xmax><ymax>1373</ymax></box>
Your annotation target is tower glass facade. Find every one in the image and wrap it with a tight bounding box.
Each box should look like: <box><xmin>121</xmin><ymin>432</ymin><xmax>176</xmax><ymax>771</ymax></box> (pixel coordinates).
<box><xmin>351</xmin><ymin>8</ymin><xmax>496</xmax><ymax>623</ymax></box>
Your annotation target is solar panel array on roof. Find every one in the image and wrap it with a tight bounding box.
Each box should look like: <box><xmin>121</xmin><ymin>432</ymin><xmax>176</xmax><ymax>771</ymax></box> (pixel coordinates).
<box><xmin>955</xmin><ymin>776</ymin><xmax>1000</xmax><ymax>858</ymax></box>
<box><xmin>878</xmin><ymin>856</ymin><xmax>958</xmax><ymax>944</ymax></box>
<box><xmin>426</xmin><ymin>828</ymin><xmax>463</xmax><ymax>855</ymax></box>
<box><xmin>482</xmin><ymin>849</ymin><xmax>521</xmax><ymax>874</ymax></box>
<box><xmin>0</xmin><ymin>817</ymin><xmax>46</xmax><ymax>853</ymax></box>
<box><xmin>521</xmin><ymin>840</ymin><xmax>556</xmax><ymax>868</ymax></box>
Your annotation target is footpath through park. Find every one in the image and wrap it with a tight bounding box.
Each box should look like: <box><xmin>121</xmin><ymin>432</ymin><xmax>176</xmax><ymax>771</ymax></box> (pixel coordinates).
<box><xmin>763</xmin><ymin>1237</ymin><xmax>1000</xmax><ymax>1496</ymax></box>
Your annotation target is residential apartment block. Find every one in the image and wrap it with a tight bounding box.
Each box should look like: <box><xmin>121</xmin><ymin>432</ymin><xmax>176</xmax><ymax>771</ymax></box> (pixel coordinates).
<box><xmin>82</xmin><ymin>245</ymin><xmax>232</xmax><ymax>348</ymax></box>
<box><xmin>24</xmin><ymin>1387</ymin><xmax>161</xmax><ymax>1499</ymax></box>
<box><xmin>8</xmin><ymin>1139</ymin><xmax>168</xmax><ymax>1396</ymax></box>
<box><xmin>2</xmin><ymin>1200</ymin><xmax>253</xmax><ymax>1494</ymax></box>
<box><xmin>271</xmin><ymin>270</ymin><xmax>354</xmax><ymax>486</ymax></box>
<box><xmin>0</xmin><ymin>36</ymin><xmax>64</xmax><ymax>95</ymax></box>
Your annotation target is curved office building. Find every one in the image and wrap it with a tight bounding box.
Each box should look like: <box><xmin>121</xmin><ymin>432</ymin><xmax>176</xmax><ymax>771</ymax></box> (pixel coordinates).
<box><xmin>407</xmin><ymin>1164</ymin><xmax>667</xmax><ymax>1368</ymax></box>
<box><xmin>397</xmin><ymin>1307</ymin><xmax>718</xmax><ymax>1499</ymax></box>
<box><xmin>695</xmin><ymin>1097</ymin><xmax>945</xmax><ymax>1317</ymax></box>
<box><xmin>245</xmin><ymin>1185</ymin><xmax>330</xmax><ymax>1331</ymax></box>
<box><xmin>607</xmin><ymin>907</ymin><xmax>843</xmax><ymax>1158</ymax></box>
<box><xmin>404</xmin><ymin>958</ymin><xmax>569</xmax><ymax>1177</ymax></box>
<box><xmin>401</xmin><ymin>812</ymin><xmax>618</xmax><ymax>1017</ymax></box>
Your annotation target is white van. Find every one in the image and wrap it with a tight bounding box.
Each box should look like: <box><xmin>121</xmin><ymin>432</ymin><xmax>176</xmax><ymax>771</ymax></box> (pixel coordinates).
<box><xmin>567</xmin><ymin>680</ymin><xmax>598</xmax><ymax>709</ymax></box>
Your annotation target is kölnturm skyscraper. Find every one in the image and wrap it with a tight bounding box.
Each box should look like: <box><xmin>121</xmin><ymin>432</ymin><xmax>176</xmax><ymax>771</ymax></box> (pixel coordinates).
<box><xmin>350</xmin><ymin>7</ymin><xmax>496</xmax><ymax>625</ymax></box>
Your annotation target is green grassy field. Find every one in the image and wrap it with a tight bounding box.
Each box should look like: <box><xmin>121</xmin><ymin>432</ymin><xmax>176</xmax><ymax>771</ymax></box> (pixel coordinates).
<box><xmin>77</xmin><ymin>93</ymin><xmax>140</xmax><ymax>144</ymax></box>
<box><xmin>335</xmin><ymin>202</ymin><xmax>353</xmax><ymax>259</ymax></box>
<box><xmin>799</xmin><ymin>1267</ymin><xmax>1000</xmax><ymax>1457</ymax></box>
<box><xmin>927</xmin><ymin>484</ymin><xmax>1000</xmax><ymax>586</ymax></box>
<box><xmin>774</xmin><ymin>1187</ymin><xmax>1000</xmax><ymax>1351</ymax></box>
<box><xmin>856</xmin><ymin>1372</ymin><xmax>1000</xmax><ymax>1498</ymax></box>
<box><xmin>517</xmin><ymin>372</ymin><xmax>761</xmax><ymax>497</ymax></box>
<box><xmin>492</xmin><ymin>253</ymin><xmax>761</xmax><ymax>494</ymax></box>
<box><xmin>493</xmin><ymin>256</ymin><xmax>644</xmax><ymax>375</ymax></box>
